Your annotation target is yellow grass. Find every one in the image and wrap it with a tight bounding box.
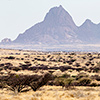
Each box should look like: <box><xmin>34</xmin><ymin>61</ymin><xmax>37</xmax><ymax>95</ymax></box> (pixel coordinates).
<box><xmin>0</xmin><ymin>86</ymin><xmax>100</xmax><ymax>100</ymax></box>
<box><xmin>0</xmin><ymin>49</ymin><xmax>100</xmax><ymax>100</ymax></box>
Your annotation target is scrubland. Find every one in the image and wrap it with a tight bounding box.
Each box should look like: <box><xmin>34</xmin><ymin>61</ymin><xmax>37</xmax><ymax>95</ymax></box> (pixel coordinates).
<box><xmin>0</xmin><ymin>49</ymin><xmax>100</xmax><ymax>100</ymax></box>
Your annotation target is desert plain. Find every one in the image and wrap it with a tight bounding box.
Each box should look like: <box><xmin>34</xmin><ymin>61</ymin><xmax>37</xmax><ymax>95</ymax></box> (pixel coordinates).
<box><xmin>0</xmin><ymin>49</ymin><xmax>100</xmax><ymax>100</ymax></box>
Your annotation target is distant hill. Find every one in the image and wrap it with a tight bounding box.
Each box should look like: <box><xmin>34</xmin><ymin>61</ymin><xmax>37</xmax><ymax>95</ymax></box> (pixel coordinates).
<box><xmin>1</xmin><ymin>5</ymin><xmax>100</xmax><ymax>50</ymax></box>
<box><xmin>1</xmin><ymin>38</ymin><xmax>11</xmax><ymax>44</ymax></box>
<box><xmin>77</xmin><ymin>19</ymin><xmax>100</xmax><ymax>44</ymax></box>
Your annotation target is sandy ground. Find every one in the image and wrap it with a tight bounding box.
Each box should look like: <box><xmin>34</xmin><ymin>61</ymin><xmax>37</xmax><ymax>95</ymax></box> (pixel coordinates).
<box><xmin>0</xmin><ymin>86</ymin><xmax>100</xmax><ymax>100</ymax></box>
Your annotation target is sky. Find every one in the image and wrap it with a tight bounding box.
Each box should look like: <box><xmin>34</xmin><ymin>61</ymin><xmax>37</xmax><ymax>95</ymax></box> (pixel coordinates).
<box><xmin>0</xmin><ymin>0</ymin><xmax>100</xmax><ymax>41</ymax></box>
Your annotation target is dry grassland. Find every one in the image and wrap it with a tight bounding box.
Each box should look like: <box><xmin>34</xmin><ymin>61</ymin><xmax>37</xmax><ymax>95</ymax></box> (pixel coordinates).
<box><xmin>0</xmin><ymin>86</ymin><xmax>100</xmax><ymax>100</ymax></box>
<box><xmin>0</xmin><ymin>49</ymin><xmax>100</xmax><ymax>100</ymax></box>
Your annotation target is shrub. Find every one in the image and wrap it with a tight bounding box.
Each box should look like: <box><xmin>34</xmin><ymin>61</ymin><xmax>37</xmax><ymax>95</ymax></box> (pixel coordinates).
<box><xmin>54</xmin><ymin>78</ymin><xmax>64</xmax><ymax>86</ymax></box>
<box><xmin>24</xmin><ymin>61</ymin><xmax>30</xmax><ymax>64</ymax></box>
<box><xmin>59</xmin><ymin>73</ymin><xmax>70</xmax><ymax>78</ymax></box>
<box><xmin>0</xmin><ymin>68</ymin><xmax>3</xmax><ymax>71</ymax></box>
<box><xmin>21</xmin><ymin>58</ymin><xmax>24</xmax><ymax>60</ymax></box>
<box><xmin>92</xmin><ymin>66</ymin><xmax>100</xmax><ymax>73</ymax></box>
<box><xmin>47</xmin><ymin>55</ymin><xmax>51</xmax><ymax>58</ymax></box>
<box><xmin>74</xmin><ymin>63</ymin><xmax>80</xmax><ymax>67</ymax></box>
<box><xmin>7</xmin><ymin>56</ymin><xmax>15</xmax><ymax>59</ymax></box>
<box><xmin>12</xmin><ymin>67</ymin><xmax>22</xmax><ymax>71</ymax></box>
<box><xmin>5</xmin><ymin>63</ymin><xmax>13</xmax><ymax>66</ymax></box>
<box><xmin>29</xmin><ymin>73</ymin><xmax>52</xmax><ymax>91</ymax></box>
<box><xmin>90</xmin><ymin>83</ymin><xmax>98</xmax><ymax>87</ymax></box>
<box><xmin>64</xmin><ymin>78</ymin><xmax>74</xmax><ymax>89</ymax></box>
<box><xmin>72</xmin><ymin>75</ymin><xmax>76</xmax><ymax>78</ymax></box>
<box><xmin>78</xmin><ymin>78</ymin><xmax>91</xmax><ymax>86</ymax></box>
<box><xmin>71</xmin><ymin>80</ymin><xmax>79</xmax><ymax>86</ymax></box>
<box><xmin>0</xmin><ymin>81</ymin><xmax>6</xmax><ymax>88</ymax></box>
<box><xmin>91</xmin><ymin>75</ymin><xmax>100</xmax><ymax>81</ymax></box>
<box><xmin>6</xmin><ymin>74</ymin><xmax>29</xmax><ymax>93</ymax></box>
<box><xmin>0</xmin><ymin>63</ymin><xmax>4</xmax><ymax>67</ymax></box>
<box><xmin>59</xmin><ymin>66</ymin><xmax>72</xmax><ymax>72</ymax></box>
<box><xmin>19</xmin><ymin>64</ymin><xmax>29</xmax><ymax>70</ymax></box>
<box><xmin>85</xmin><ymin>63</ymin><xmax>90</xmax><ymax>66</ymax></box>
<box><xmin>0</xmin><ymin>73</ymin><xmax>42</xmax><ymax>93</ymax></box>
<box><xmin>70</xmin><ymin>59</ymin><xmax>76</xmax><ymax>62</ymax></box>
<box><xmin>76</xmin><ymin>73</ymin><xmax>88</xmax><ymax>80</ymax></box>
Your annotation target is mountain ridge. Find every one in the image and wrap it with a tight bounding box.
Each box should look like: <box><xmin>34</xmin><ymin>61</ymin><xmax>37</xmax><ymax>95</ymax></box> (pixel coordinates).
<box><xmin>1</xmin><ymin>5</ymin><xmax>100</xmax><ymax>45</ymax></box>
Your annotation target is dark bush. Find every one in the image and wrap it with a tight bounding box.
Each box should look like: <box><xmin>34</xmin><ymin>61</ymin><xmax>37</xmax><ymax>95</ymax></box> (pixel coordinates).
<box><xmin>85</xmin><ymin>63</ymin><xmax>90</xmax><ymax>66</ymax></box>
<box><xmin>0</xmin><ymin>73</ymin><xmax>52</xmax><ymax>92</ymax></box>
<box><xmin>74</xmin><ymin>63</ymin><xmax>80</xmax><ymax>67</ymax></box>
<box><xmin>82</xmin><ymin>56</ymin><xmax>86</xmax><ymax>59</ymax></box>
<box><xmin>0</xmin><ymin>73</ymin><xmax>42</xmax><ymax>93</ymax></box>
<box><xmin>0</xmin><ymin>82</ymin><xmax>6</xmax><ymax>88</ymax></box>
<box><xmin>21</xmin><ymin>58</ymin><xmax>24</xmax><ymax>60</ymax></box>
<box><xmin>0</xmin><ymin>68</ymin><xmax>3</xmax><ymax>71</ymax></box>
<box><xmin>24</xmin><ymin>61</ymin><xmax>30</xmax><ymax>64</ymax></box>
<box><xmin>47</xmin><ymin>55</ymin><xmax>51</xmax><ymax>58</ymax></box>
<box><xmin>91</xmin><ymin>75</ymin><xmax>100</xmax><ymax>81</ymax></box>
<box><xmin>70</xmin><ymin>59</ymin><xmax>76</xmax><ymax>62</ymax></box>
<box><xmin>91</xmin><ymin>63</ymin><xmax>95</xmax><ymax>66</ymax></box>
<box><xmin>19</xmin><ymin>64</ymin><xmax>29</xmax><ymax>70</ymax></box>
<box><xmin>76</xmin><ymin>73</ymin><xmax>88</xmax><ymax>80</ymax></box>
<box><xmin>16</xmin><ymin>58</ymin><xmax>20</xmax><ymax>60</ymax></box>
<box><xmin>78</xmin><ymin>78</ymin><xmax>91</xmax><ymax>86</ymax></box>
<box><xmin>89</xmin><ymin>58</ymin><xmax>94</xmax><ymax>61</ymax></box>
<box><xmin>5</xmin><ymin>63</ymin><xmax>13</xmax><ymax>66</ymax></box>
<box><xmin>47</xmin><ymin>80</ymin><xmax>55</xmax><ymax>86</ymax></box>
<box><xmin>12</xmin><ymin>67</ymin><xmax>22</xmax><ymax>71</ymax></box>
<box><xmin>90</xmin><ymin>83</ymin><xmax>98</xmax><ymax>87</ymax></box>
<box><xmin>93</xmin><ymin>67</ymin><xmax>100</xmax><ymax>73</ymax></box>
<box><xmin>75</xmin><ymin>68</ymin><xmax>84</xmax><ymax>72</ymax></box>
<box><xmin>0</xmin><ymin>63</ymin><xmax>4</xmax><ymax>67</ymax></box>
<box><xmin>41</xmin><ymin>58</ymin><xmax>46</xmax><ymax>61</ymax></box>
<box><xmin>4</xmin><ymin>66</ymin><xmax>9</xmax><ymax>70</ymax></box>
<box><xmin>59</xmin><ymin>66</ymin><xmax>73</xmax><ymax>72</ymax></box>
<box><xmin>26</xmin><ymin>63</ymin><xmax>32</xmax><ymax>66</ymax></box>
<box><xmin>7</xmin><ymin>56</ymin><xmax>15</xmax><ymax>59</ymax></box>
<box><xmin>29</xmin><ymin>73</ymin><xmax>52</xmax><ymax>91</ymax></box>
<box><xmin>6</xmin><ymin>74</ymin><xmax>27</xmax><ymax>92</ymax></box>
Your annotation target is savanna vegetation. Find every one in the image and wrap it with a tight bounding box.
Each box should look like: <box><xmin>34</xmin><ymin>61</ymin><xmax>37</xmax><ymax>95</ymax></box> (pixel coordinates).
<box><xmin>0</xmin><ymin>49</ymin><xmax>100</xmax><ymax>100</ymax></box>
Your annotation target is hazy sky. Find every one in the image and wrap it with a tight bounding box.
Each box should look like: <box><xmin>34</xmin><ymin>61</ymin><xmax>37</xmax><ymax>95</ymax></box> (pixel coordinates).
<box><xmin>0</xmin><ymin>0</ymin><xmax>100</xmax><ymax>41</ymax></box>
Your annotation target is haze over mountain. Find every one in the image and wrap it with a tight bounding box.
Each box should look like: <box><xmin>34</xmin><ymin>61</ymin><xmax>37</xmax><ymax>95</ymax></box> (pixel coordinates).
<box><xmin>1</xmin><ymin>38</ymin><xmax>11</xmax><ymax>44</ymax></box>
<box><xmin>77</xmin><ymin>19</ymin><xmax>100</xmax><ymax>44</ymax></box>
<box><xmin>1</xmin><ymin>5</ymin><xmax>100</xmax><ymax>46</ymax></box>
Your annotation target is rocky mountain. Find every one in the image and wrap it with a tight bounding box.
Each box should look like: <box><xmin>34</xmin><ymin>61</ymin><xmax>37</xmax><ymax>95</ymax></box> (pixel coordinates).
<box><xmin>13</xmin><ymin>5</ymin><xmax>81</xmax><ymax>45</ymax></box>
<box><xmin>1</xmin><ymin>38</ymin><xmax>11</xmax><ymax>44</ymax></box>
<box><xmin>2</xmin><ymin>5</ymin><xmax>100</xmax><ymax>45</ymax></box>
